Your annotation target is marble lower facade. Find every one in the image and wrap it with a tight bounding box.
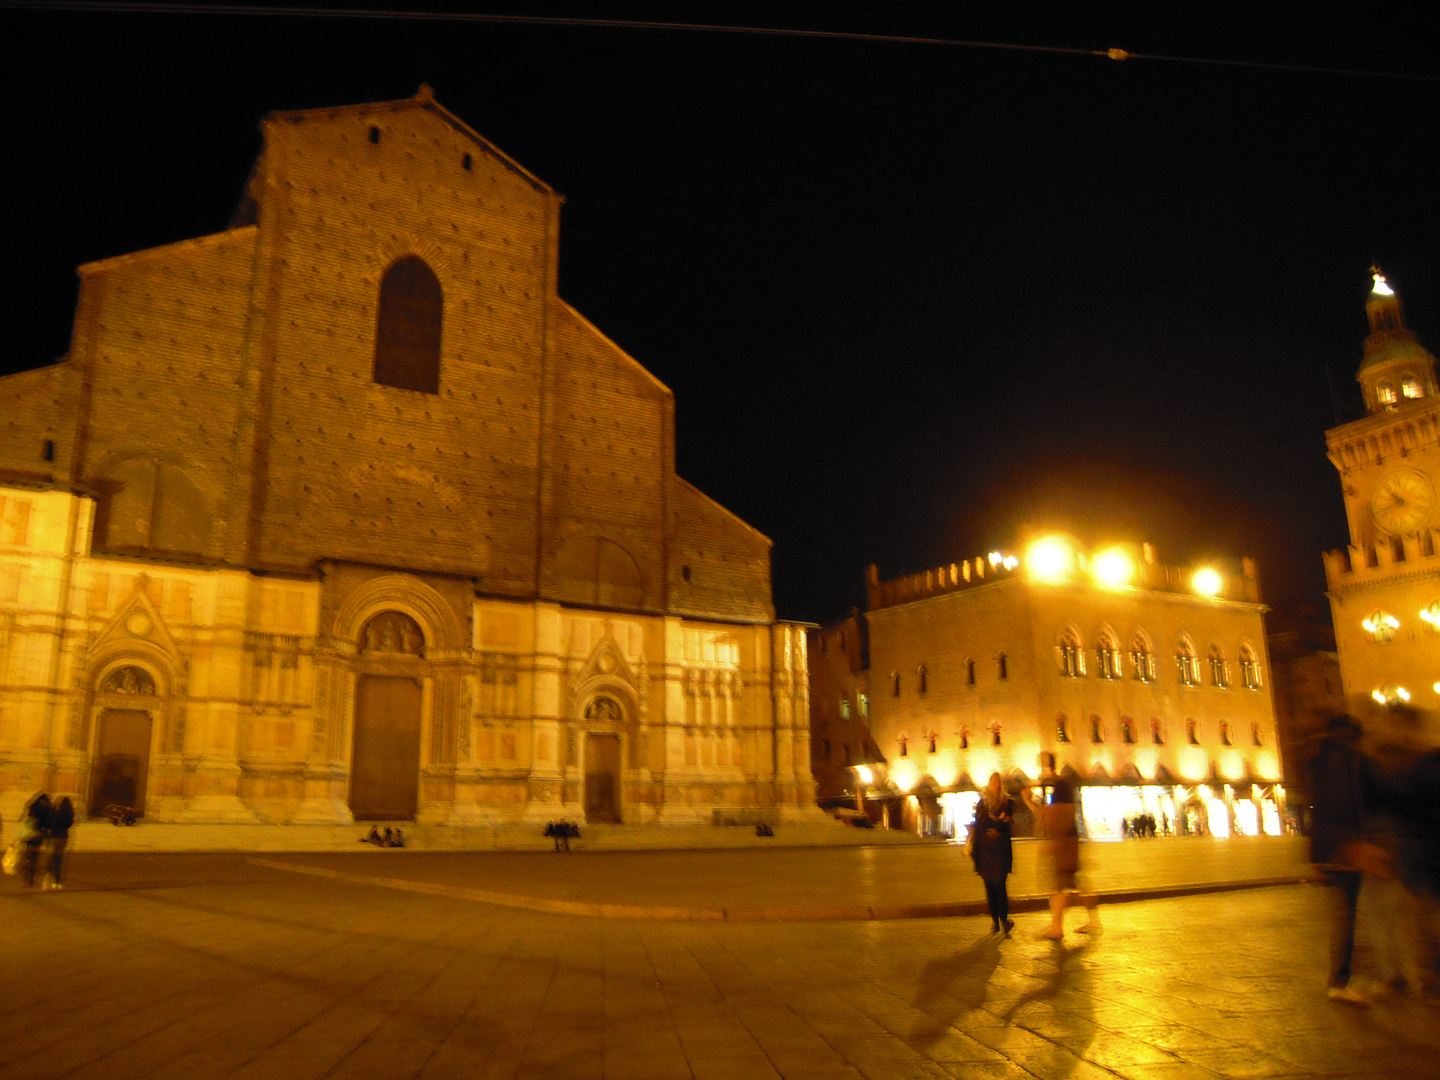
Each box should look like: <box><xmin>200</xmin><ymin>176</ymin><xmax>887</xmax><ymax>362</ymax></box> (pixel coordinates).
<box><xmin>0</xmin><ymin>487</ymin><xmax>818</xmax><ymax>828</ymax></box>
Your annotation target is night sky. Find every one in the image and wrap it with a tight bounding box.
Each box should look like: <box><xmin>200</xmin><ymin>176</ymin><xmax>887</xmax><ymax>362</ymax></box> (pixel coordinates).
<box><xmin>4</xmin><ymin>3</ymin><xmax>1439</xmax><ymax>624</ymax></box>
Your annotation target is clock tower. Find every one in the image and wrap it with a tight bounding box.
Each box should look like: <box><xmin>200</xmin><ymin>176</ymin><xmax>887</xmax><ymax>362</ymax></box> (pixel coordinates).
<box><xmin>1324</xmin><ymin>271</ymin><xmax>1440</xmax><ymax>712</ymax></box>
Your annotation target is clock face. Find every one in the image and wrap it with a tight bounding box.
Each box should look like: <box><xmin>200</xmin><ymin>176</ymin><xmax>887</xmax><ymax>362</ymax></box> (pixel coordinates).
<box><xmin>1370</xmin><ymin>469</ymin><xmax>1435</xmax><ymax>534</ymax></box>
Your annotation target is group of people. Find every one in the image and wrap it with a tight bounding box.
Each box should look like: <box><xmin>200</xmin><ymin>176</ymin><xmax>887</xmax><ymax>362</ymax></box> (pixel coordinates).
<box><xmin>5</xmin><ymin>793</ymin><xmax>75</xmax><ymax>889</ymax></box>
<box><xmin>359</xmin><ymin>825</ymin><xmax>406</xmax><ymax>847</ymax></box>
<box><xmin>1120</xmin><ymin>812</ymin><xmax>1167</xmax><ymax>839</ymax></box>
<box><xmin>544</xmin><ymin>819</ymin><xmax>580</xmax><ymax>851</ymax></box>
<box><xmin>1310</xmin><ymin>710</ymin><xmax>1440</xmax><ymax>1005</ymax></box>
<box><xmin>966</xmin><ymin>752</ymin><xmax>1100</xmax><ymax>939</ymax></box>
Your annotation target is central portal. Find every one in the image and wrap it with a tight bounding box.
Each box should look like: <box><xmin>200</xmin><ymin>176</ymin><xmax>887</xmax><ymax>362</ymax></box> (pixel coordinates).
<box><xmin>351</xmin><ymin>675</ymin><xmax>422</xmax><ymax>820</ymax></box>
<box><xmin>584</xmin><ymin>732</ymin><xmax>621</xmax><ymax>822</ymax></box>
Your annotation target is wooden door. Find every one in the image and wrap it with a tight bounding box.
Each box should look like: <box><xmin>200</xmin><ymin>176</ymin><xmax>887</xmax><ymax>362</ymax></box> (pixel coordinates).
<box><xmin>584</xmin><ymin>733</ymin><xmax>622</xmax><ymax>823</ymax></box>
<box><xmin>350</xmin><ymin>675</ymin><xmax>422</xmax><ymax>820</ymax></box>
<box><xmin>89</xmin><ymin>709</ymin><xmax>152</xmax><ymax>817</ymax></box>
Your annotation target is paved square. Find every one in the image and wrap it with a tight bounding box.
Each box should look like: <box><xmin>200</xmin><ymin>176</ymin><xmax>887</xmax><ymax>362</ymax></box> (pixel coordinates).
<box><xmin>3</xmin><ymin>853</ymin><xmax>1435</xmax><ymax>1079</ymax></box>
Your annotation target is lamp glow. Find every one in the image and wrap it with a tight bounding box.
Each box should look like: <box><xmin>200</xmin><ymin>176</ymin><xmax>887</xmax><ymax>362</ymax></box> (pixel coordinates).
<box><xmin>1092</xmin><ymin>547</ymin><xmax>1136</xmax><ymax>589</ymax></box>
<box><xmin>1191</xmin><ymin>567</ymin><xmax>1223</xmax><ymax>597</ymax></box>
<box><xmin>1025</xmin><ymin>536</ymin><xmax>1076</xmax><ymax>583</ymax></box>
<box><xmin>1373</xmin><ymin>272</ymin><xmax>1394</xmax><ymax>296</ymax></box>
<box><xmin>854</xmin><ymin>765</ymin><xmax>873</xmax><ymax>785</ymax></box>
<box><xmin>890</xmin><ymin>759</ymin><xmax>919</xmax><ymax>793</ymax></box>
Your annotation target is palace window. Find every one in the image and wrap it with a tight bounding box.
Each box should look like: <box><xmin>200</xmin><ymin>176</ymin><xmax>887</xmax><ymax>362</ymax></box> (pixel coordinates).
<box><xmin>1239</xmin><ymin>645</ymin><xmax>1262</xmax><ymax>689</ymax></box>
<box><xmin>1220</xmin><ymin>720</ymin><xmax>1232</xmax><ymax>746</ymax></box>
<box><xmin>1363</xmin><ymin>611</ymin><xmax>1399</xmax><ymax>643</ymax></box>
<box><xmin>898</xmin><ymin>735</ymin><xmax>909</xmax><ymax>758</ymax></box>
<box><xmin>917</xmin><ymin>665</ymin><xmax>928</xmax><ymax>694</ymax></box>
<box><xmin>1187</xmin><ymin>718</ymin><xmax>1200</xmax><ymax>745</ymax></box>
<box><xmin>891</xmin><ymin>672</ymin><xmax>901</xmax><ymax>696</ymax></box>
<box><xmin>1096</xmin><ymin>634</ymin><xmax>1121</xmax><ymax>679</ymax></box>
<box><xmin>927</xmin><ymin>731</ymin><xmax>938</xmax><ymax>754</ymax></box>
<box><xmin>1176</xmin><ymin>641</ymin><xmax>1199</xmax><ymax>686</ymax></box>
<box><xmin>1151</xmin><ymin>717</ymin><xmax>1165</xmax><ymax>745</ymax></box>
<box><xmin>1130</xmin><ymin>634</ymin><xmax>1155</xmax><ymax>683</ymax></box>
<box><xmin>1121</xmin><ymin>716</ymin><xmax>1135</xmax><ymax>744</ymax></box>
<box><xmin>1208</xmin><ymin>645</ymin><xmax>1229</xmax><ymax>688</ymax></box>
<box><xmin>858</xmin><ymin>693</ymin><xmax>869</xmax><ymax>718</ymax></box>
<box><xmin>1058</xmin><ymin>628</ymin><xmax>1085</xmax><ymax>677</ymax></box>
<box><xmin>1056</xmin><ymin>715</ymin><xmax>1070</xmax><ymax>743</ymax></box>
<box><xmin>997</xmin><ymin>653</ymin><xmax>1009</xmax><ymax>680</ymax></box>
<box><xmin>1252</xmin><ymin>721</ymin><xmax>1263</xmax><ymax>746</ymax></box>
<box><xmin>958</xmin><ymin>726</ymin><xmax>969</xmax><ymax>750</ymax></box>
<box><xmin>374</xmin><ymin>255</ymin><xmax>443</xmax><ymax>394</ymax></box>
<box><xmin>1089</xmin><ymin>715</ymin><xmax>1104</xmax><ymax>743</ymax></box>
<box><xmin>990</xmin><ymin>723</ymin><xmax>1003</xmax><ymax>747</ymax></box>
<box><xmin>966</xmin><ymin>658</ymin><xmax>975</xmax><ymax>686</ymax></box>
<box><xmin>839</xmin><ymin>697</ymin><xmax>851</xmax><ymax>719</ymax></box>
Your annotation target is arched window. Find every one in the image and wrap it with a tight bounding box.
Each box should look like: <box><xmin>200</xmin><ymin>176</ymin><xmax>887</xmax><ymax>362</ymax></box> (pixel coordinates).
<box><xmin>1058</xmin><ymin>628</ymin><xmax>1085</xmax><ymax>677</ymax></box>
<box><xmin>374</xmin><ymin>255</ymin><xmax>443</xmax><ymax>393</ymax></box>
<box><xmin>1186</xmin><ymin>718</ymin><xmax>1200</xmax><ymax>745</ymax></box>
<box><xmin>1377</xmin><ymin>380</ymin><xmax>1397</xmax><ymax>405</ymax></box>
<box><xmin>958</xmin><ymin>726</ymin><xmax>969</xmax><ymax>750</ymax></box>
<box><xmin>1239</xmin><ymin>644</ymin><xmax>1262</xmax><ymax>689</ymax></box>
<box><xmin>1129</xmin><ymin>633</ymin><xmax>1154</xmax><ymax>683</ymax></box>
<box><xmin>1176</xmin><ymin>640</ymin><xmax>1199</xmax><ymax>686</ymax></box>
<box><xmin>1219</xmin><ymin>720</ymin><xmax>1232</xmax><ymax>746</ymax></box>
<box><xmin>927</xmin><ymin>731</ymin><xmax>938</xmax><ymax>754</ymax></box>
<box><xmin>916</xmin><ymin>665</ymin><xmax>928</xmax><ymax>694</ymax></box>
<box><xmin>1402</xmin><ymin>374</ymin><xmax>1425</xmax><ymax>400</ymax></box>
<box><xmin>1208</xmin><ymin>645</ymin><xmax>1229</xmax><ymax>688</ymax></box>
<box><xmin>1251</xmin><ymin>721</ymin><xmax>1263</xmax><ymax>746</ymax></box>
<box><xmin>1056</xmin><ymin>715</ymin><xmax>1070</xmax><ymax>743</ymax></box>
<box><xmin>1120</xmin><ymin>716</ymin><xmax>1135</xmax><ymax>744</ymax></box>
<box><xmin>898</xmin><ymin>734</ymin><xmax>909</xmax><ymax>758</ymax></box>
<box><xmin>1089</xmin><ymin>714</ymin><xmax>1104</xmax><ymax>743</ymax></box>
<box><xmin>966</xmin><ymin>658</ymin><xmax>976</xmax><ymax>686</ymax></box>
<box><xmin>1096</xmin><ymin>632</ymin><xmax>1121</xmax><ymax>679</ymax></box>
<box><xmin>891</xmin><ymin>672</ymin><xmax>901</xmax><ymax>696</ymax></box>
<box><xmin>1151</xmin><ymin>717</ymin><xmax>1164</xmax><ymax>745</ymax></box>
<box><xmin>990</xmin><ymin>722</ymin><xmax>1002</xmax><ymax>747</ymax></box>
<box><xmin>1363</xmin><ymin>611</ymin><xmax>1399</xmax><ymax>643</ymax></box>
<box><xmin>996</xmin><ymin>653</ymin><xmax>1008</xmax><ymax>680</ymax></box>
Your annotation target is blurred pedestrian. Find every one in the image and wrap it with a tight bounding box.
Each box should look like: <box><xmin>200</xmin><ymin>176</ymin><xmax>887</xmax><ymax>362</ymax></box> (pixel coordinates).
<box><xmin>18</xmin><ymin>793</ymin><xmax>50</xmax><ymax>888</ymax></box>
<box><xmin>44</xmin><ymin>796</ymin><xmax>74</xmax><ymax>890</ymax></box>
<box><xmin>1023</xmin><ymin>753</ymin><xmax>1100</xmax><ymax>939</ymax></box>
<box><xmin>971</xmin><ymin>772</ymin><xmax>1015</xmax><ymax>935</ymax></box>
<box><xmin>1309</xmin><ymin>713</ymin><xmax>1391</xmax><ymax>1005</ymax></box>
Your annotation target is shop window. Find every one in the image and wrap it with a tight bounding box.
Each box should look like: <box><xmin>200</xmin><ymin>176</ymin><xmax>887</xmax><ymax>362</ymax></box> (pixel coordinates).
<box><xmin>1056</xmin><ymin>715</ymin><xmax>1070</xmax><ymax>743</ymax></box>
<box><xmin>1239</xmin><ymin>645</ymin><xmax>1262</xmax><ymax>689</ymax></box>
<box><xmin>1121</xmin><ymin>716</ymin><xmax>1135</xmax><ymax>744</ymax></box>
<box><xmin>1058</xmin><ymin>628</ymin><xmax>1085</xmax><ymax>677</ymax></box>
<box><xmin>1089</xmin><ymin>715</ymin><xmax>1104</xmax><ymax>743</ymax></box>
<box><xmin>1208</xmin><ymin>645</ymin><xmax>1229</xmax><ymax>688</ymax></box>
<box><xmin>374</xmin><ymin>255</ymin><xmax>443</xmax><ymax>394</ymax></box>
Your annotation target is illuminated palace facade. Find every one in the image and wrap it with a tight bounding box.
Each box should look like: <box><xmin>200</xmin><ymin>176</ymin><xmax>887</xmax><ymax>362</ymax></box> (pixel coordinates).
<box><xmin>810</xmin><ymin>542</ymin><xmax>1283</xmax><ymax>839</ymax></box>
<box><xmin>0</xmin><ymin>90</ymin><xmax>816</xmax><ymax>828</ymax></box>
<box><xmin>1324</xmin><ymin>273</ymin><xmax>1440</xmax><ymax>718</ymax></box>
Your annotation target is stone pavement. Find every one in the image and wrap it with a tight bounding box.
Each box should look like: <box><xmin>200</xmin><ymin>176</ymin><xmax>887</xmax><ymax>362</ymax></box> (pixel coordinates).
<box><xmin>4</xmin><ymin>847</ymin><xmax>1436</xmax><ymax>1080</ymax></box>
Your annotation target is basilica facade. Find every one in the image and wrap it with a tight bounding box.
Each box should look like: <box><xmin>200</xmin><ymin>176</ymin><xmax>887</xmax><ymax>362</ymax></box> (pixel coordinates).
<box><xmin>0</xmin><ymin>89</ymin><xmax>814</xmax><ymax>827</ymax></box>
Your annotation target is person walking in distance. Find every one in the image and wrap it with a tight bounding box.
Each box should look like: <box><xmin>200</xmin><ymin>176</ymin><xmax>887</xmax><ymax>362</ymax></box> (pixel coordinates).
<box><xmin>971</xmin><ymin>772</ymin><xmax>1015</xmax><ymax>935</ymax></box>
<box><xmin>43</xmin><ymin>796</ymin><xmax>74</xmax><ymax>890</ymax></box>
<box><xmin>1023</xmin><ymin>752</ymin><xmax>1100</xmax><ymax>940</ymax></box>
<box><xmin>1309</xmin><ymin>713</ymin><xmax>1391</xmax><ymax>1005</ymax></box>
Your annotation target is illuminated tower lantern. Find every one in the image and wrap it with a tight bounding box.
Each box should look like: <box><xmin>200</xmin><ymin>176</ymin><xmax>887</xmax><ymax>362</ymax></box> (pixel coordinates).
<box><xmin>808</xmin><ymin>540</ymin><xmax>1284</xmax><ymax>840</ymax></box>
<box><xmin>1324</xmin><ymin>271</ymin><xmax>1440</xmax><ymax>715</ymax></box>
<box><xmin>0</xmin><ymin>90</ymin><xmax>818</xmax><ymax>830</ymax></box>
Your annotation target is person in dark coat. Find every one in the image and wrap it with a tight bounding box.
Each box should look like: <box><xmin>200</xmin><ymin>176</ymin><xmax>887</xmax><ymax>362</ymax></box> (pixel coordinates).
<box><xmin>19</xmin><ymin>793</ymin><xmax>50</xmax><ymax>888</ymax></box>
<box><xmin>1309</xmin><ymin>713</ymin><xmax>1390</xmax><ymax>1004</ymax></box>
<box><xmin>45</xmin><ymin>796</ymin><xmax>75</xmax><ymax>890</ymax></box>
<box><xmin>971</xmin><ymin>772</ymin><xmax>1015</xmax><ymax>935</ymax></box>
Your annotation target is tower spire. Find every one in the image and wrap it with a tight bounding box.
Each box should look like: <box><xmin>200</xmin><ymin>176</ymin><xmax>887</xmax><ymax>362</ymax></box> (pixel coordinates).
<box><xmin>1357</xmin><ymin>269</ymin><xmax>1437</xmax><ymax>413</ymax></box>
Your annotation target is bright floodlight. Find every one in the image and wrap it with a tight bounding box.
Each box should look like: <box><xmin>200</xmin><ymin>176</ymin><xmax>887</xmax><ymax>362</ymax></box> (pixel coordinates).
<box><xmin>1191</xmin><ymin>567</ymin><xmax>1223</xmax><ymax>597</ymax></box>
<box><xmin>1025</xmin><ymin>536</ymin><xmax>1075</xmax><ymax>583</ymax></box>
<box><xmin>1092</xmin><ymin>547</ymin><xmax>1135</xmax><ymax>589</ymax></box>
<box><xmin>1373</xmin><ymin>272</ymin><xmax>1394</xmax><ymax>296</ymax></box>
<box><xmin>854</xmin><ymin>765</ymin><xmax>873</xmax><ymax>785</ymax></box>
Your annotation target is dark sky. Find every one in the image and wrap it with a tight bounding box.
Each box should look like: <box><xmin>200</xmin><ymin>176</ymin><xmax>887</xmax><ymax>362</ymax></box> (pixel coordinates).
<box><xmin>4</xmin><ymin>3</ymin><xmax>1440</xmax><ymax>623</ymax></box>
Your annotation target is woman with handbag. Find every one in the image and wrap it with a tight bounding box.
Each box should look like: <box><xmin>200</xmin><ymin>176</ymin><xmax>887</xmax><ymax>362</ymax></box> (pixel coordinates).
<box><xmin>971</xmin><ymin>772</ymin><xmax>1015</xmax><ymax>935</ymax></box>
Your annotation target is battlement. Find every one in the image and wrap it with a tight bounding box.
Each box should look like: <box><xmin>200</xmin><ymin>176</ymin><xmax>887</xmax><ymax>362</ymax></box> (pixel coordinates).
<box><xmin>1324</xmin><ymin>530</ymin><xmax>1440</xmax><ymax>591</ymax></box>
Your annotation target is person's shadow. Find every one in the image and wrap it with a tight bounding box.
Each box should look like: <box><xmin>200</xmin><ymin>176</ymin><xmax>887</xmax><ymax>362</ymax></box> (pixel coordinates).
<box><xmin>910</xmin><ymin>932</ymin><xmax>1004</xmax><ymax>1044</ymax></box>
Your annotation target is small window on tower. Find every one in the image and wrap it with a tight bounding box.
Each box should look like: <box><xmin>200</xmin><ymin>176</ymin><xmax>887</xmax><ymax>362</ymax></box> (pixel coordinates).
<box><xmin>1402</xmin><ymin>374</ymin><xmax>1424</xmax><ymax>399</ymax></box>
<box><xmin>1378</xmin><ymin>381</ymin><xmax>1398</xmax><ymax>405</ymax></box>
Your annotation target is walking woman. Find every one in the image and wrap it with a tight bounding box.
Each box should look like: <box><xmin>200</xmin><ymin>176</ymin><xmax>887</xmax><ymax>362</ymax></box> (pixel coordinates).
<box><xmin>971</xmin><ymin>772</ymin><xmax>1015</xmax><ymax>935</ymax></box>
